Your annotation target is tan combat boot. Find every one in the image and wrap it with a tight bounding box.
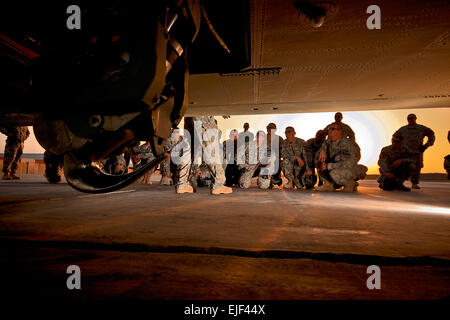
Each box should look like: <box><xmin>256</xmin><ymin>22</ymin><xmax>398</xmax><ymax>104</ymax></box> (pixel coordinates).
<box><xmin>284</xmin><ymin>180</ymin><xmax>293</xmax><ymax>189</ymax></box>
<box><xmin>211</xmin><ymin>185</ymin><xmax>232</xmax><ymax>195</ymax></box>
<box><xmin>271</xmin><ymin>184</ymin><xmax>283</xmax><ymax>190</ymax></box>
<box><xmin>176</xmin><ymin>185</ymin><xmax>194</xmax><ymax>194</ymax></box>
<box><xmin>316</xmin><ymin>180</ymin><xmax>334</xmax><ymax>191</ymax></box>
<box><xmin>343</xmin><ymin>180</ymin><xmax>356</xmax><ymax>192</ymax></box>
<box><xmin>160</xmin><ymin>176</ymin><xmax>172</xmax><ymax>186</ymax></box>
<box><xmin>412</xmin><ymin>183</ymin><xmax>420</xmax><ymax>189</ymax></box>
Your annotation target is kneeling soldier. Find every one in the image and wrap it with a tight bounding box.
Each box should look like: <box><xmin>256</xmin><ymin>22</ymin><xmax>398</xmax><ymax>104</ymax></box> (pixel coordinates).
<box><xmin>377</xmin><ymin>134</ymin><xmax>415</xmax><ymax>191</ymax></box>
<box><xmin>317</xmin><ymin>123</ymin><xmax>367</xmax><ymax>192</ymax></box>
<box><xmin>281</xmin><ymin>127</ymin><xmax>307</xmax><ymax>189</ymax></box>
<box><xmin>238</xmin><ymin>131</ymin><xmax>274</xmax><ymax>189</ymax></box>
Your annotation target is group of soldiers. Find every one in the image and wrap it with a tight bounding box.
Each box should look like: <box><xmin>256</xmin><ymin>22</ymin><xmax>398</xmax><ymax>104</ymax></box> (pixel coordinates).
<box><xmin>140</xmin><ymin>112</ymin><xmax>365</xmax><ymax>194</ymax></box>
<box><xmin>377</xmin><ymin>113</ymin><xmax>435</xmax><ymax>191</ymax></box>
<box><xmin>0</xmin><ymin>112</ymin><xmax>442</xmax><ymax>194</ymax></box>
<box><xmin>167</xmin><ymin>112</ymin><xmax>437</xmax><ymax>194</ymax></box>
<box><xmin>212</xmin><ymin>112</ymin><xmax>367</xmax><ymax>194</ymax></box>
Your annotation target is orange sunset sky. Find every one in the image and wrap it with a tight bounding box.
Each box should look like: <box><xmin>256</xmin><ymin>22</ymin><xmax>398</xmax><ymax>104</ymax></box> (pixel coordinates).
<box><xmin>1</xmin><ymin>107</ymin><xmax>449</xmax><ymax>175</ymax></box>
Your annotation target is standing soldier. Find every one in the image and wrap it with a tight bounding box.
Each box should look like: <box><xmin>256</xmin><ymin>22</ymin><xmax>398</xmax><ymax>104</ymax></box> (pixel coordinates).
<box><xmin>160</xmin><ymin>127</ymin><xmax>182</xmax><ymax>186</ymax></box>
<box><xmin>304</xmin><ymin>129</ymin><xmax>327</xmax><ymax>187</ymax></box>
<box><xmin>175</xmin><ymin>116</ymin><xmax>232</xmax><ymax>195</ymax></box>
<box><xmin>238</xmin><ymin>122</ymin><xmax>254</xmax><ymax>144</ymax></box>
<box><xmin>1</xmin><ymin>125</ymin><xmax>30</xmax><ymax>180</ymax></box>
<box><xmin>377</xmin><ymin>134</ymin><xmax>415</xmax><ymax>191</ymax></box>
<box><xmin>266</xmin><ymin>122</ymin><xmax>283</xmax><ymax>189</ymax></box>
<box><xmin>223</xmin><ymin>129</ymin><xmax>240</xmax><ymax>187</ymax></box>
<box><xmin>324</xmin><ymin>112</ymin><xmax>355</xmax><ymax>141</ymax></box>
<box><xmin>281</xmin><ymin>126</ymin><xmax>307</xmax><ymax>189</ymax></box>
<box><xmin>394</xmin><ymin>113</ymin><xmax>435</xmax><ymax>189</ymax></box>
<box><xmin>445</xmin><ymin>130</ymin><xmax>450</xmax><ymax>180</ymax></box>
<box><xmin>317</xmin><ymin>123</ymin><xmax>367</xmax><ymax>192</ymax></box>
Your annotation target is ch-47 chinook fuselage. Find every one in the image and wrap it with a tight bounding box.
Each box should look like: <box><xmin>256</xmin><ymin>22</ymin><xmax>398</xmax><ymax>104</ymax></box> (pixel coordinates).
<box><xmin>1</xmin><ymin>0</ymin><xmax>449</xmax><ymax>192</ymax></box>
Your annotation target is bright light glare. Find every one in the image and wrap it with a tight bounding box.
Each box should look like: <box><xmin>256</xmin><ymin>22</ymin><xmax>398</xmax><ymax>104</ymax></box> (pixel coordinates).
<box><xmin>286</xmin><ymin>193</ymin><xmax>450</xmax><ymax>216</ymax></box>
<box><xmin>274</xmin><ymin>112</ymin><xmax>387</xmax><ymax>173</ymax></box>
<box><xmin>415</xmin><ymin>206</ymin><xmax>450</xmax><ymax>215</ymax></box>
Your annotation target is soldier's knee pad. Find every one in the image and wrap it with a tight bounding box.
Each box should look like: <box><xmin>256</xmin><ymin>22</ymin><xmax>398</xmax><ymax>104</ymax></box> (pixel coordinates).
<box><xmin>239</xmin><ymin>179</ymin><xmax>251</xmax><ymax>189</ymax></box>
<box><xmin>258</xmin><ymin>177</ymin><xmax>271</xmax><ymax>189</ymax></box>
<box><xmin>240</xmin><ymin>183</ymin><xmax>251</xmax><ymax>189</ymax></box>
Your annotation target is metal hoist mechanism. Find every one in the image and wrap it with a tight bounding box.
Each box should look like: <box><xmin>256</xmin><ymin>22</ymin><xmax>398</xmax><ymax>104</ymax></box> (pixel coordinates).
<box><xmin>31</xmin><ymin>0</ymin><xmax>202</xmax><ymax>193</ymax></box>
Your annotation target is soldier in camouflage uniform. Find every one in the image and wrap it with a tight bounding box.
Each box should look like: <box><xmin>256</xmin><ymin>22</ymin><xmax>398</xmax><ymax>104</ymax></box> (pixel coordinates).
<box><xmin>304</xmin><ymin>129</ymin><xmax>327</xmax><ymax>187</ymax></box>
<box><xmin>223</xmin><ymin>129</ymin><xmax>240</xmax><ymax>187</ymax></box>
<box><xmin>377</xmin><ymin>134</ymin><xmax>415</xmax><ymax>191</ymax></box>
<box><xmin>160</xmin><ymin>127</ymin><xmax>182</xmax><ymax>186</ymax></box>
<box><xmin>238</xmin><ymin>123</ymin><xmax>254</xmax><ymax>144</ymax></box>
<box><xmin>394</xmin><ymin>114</ymin><xmax>435</xmax><ymax>189</ymax></box>
<box><xmin>103</xmin><ymin>153</ymin><xmax>128</xmax><ymax>175</ymax></box>
<box><xmin>238</xmin><ymin>130</ymin><xmax>273</xmax><ymax>189</ymax></box>
<box><xmin>175</xmin><ymin>116</ymin><xmax>232</xmax><ymax>194</ymax></box>
<box><xmin>445</xmin><ymin>130</ymin><xmax>450</xmax><ymax>180</ymax></box>
<box><xmin>1</xmin><ymin>126</ymin><xmax>30</xmax><ymax>180</ymax></box>
<box><xmin>266</xmin><ymin>123</ymin><xmax>283</xmax><ymax>188</ymax></box>
<box><xmin>324</xmin><ymin>112</ymin><xmax>355</xmax><ymax>141</ymax></box>
<box><xmin>131</xmin><ymin>141</ymin><xmax>155</xmax><ymax>184</ymax></box>
<box><xmin>43</xmin><ymin>151</ymin><xmax>64</xmax><ymax>183</ymax></box>
<box><xmin>281</xmin><ymin>126</ymin><xmax>307</xmax><ymax>189</ymax></box>
<box><xmin>317</xmin><ymin>122</ymin><xmax>367</xmax><ymax>192</ymax></box>
<box><xmin>191</xmin><ymin>161</ymin><xmax>212</xmax><ymax>188</ymax></box>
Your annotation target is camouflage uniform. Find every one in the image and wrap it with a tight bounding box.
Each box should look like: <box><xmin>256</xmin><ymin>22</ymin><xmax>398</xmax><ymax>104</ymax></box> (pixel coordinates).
<box><xmin>318</xmin><ymin>137</ymin><xmax>367</xmax><ymax>186</ymax></box>
<box><xmin>281</xmin><ymin>137</ymin><xmax>306</xmax><ymax>188</ymax></box>
<box><xmin>394</xmin><ymin>124</ymin><xmax>435</xmax><ymax>184</ymax></box>
<box><xmin>267</xmin><ymin>134</ymin><xmax>283</xmax><ymax>186</ymax></box>
<box><xmin>132</xmin><ymin>142</ymin><xmax>156</xmax><ymax>184</ymax></box>
<box><xmin>377</xmin><ymin>145</ymin><xmax>415</xmax><ymax>190</ymax></box>
<box><xmin>324</xmin><ymin>122</ymin><xmax>355</xmax><ymax>141</ymax></box>
<box><xmin>303</xmin><ymin>137</ymin><xmax>325</xmax><ymax>187</ymax></box>
<box><xmin>103</xmin><ymin>154</ymin><xmax>128</xmax><ymax>175</ymax></box>
<box><xmin>43</xmin><ymin>151</ymin><xmax>64</xmax><ymax>183</ymax></box>
<box><xmin>223</xmin><ymin>139</ymin><xmax>240</xmax><ymax>186</ymax></box>
<box><xmin>190</xmin><ymin>161</ymin><xmax>212</xmax><ymax>188</ymax></box>
<box><xmin>238</xmin><ymin>139</ymin><xmax>273</xmax><ymax>189</ymax></box>
<box><xmin>176</xmin><ymin>116</ymin><xmax>226</xmax><ymax>191</ymax></box>
<box><xmin>446</xmin><ymin>130</ymin><xmax>450</xmax><ymax>179</ymax></box>
<box><xmin>238</xmin><ymin>131</ymin><xmax>254</xmax><ymax>144</ymax></box>
<box><xmin>161</xmin><ymin>131</ymin><xmax>181</xmax><ymax>177</ymax></box>
<box><xmin>1</xmin><ymin>126</ymin><xmax>30</xmax><ymax>175</ymax></box>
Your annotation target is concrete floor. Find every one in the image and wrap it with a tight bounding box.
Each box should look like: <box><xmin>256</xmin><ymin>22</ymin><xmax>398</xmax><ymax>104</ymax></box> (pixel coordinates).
<box><xmin>0</xmin><ymin>174</ymin><xmax>449</xmax><ymax>300</ymax></box>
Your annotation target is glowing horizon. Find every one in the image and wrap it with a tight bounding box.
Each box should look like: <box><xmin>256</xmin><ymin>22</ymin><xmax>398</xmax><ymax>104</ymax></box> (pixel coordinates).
<box><xmin>1</xmin><ymin>108</ymin><xmax>449</xmax><ymax>175</ymax></box>
<box><xmin>215</xmin><ymin>108</ymin><xmax>449</xmax><ymax>175</ymax></box>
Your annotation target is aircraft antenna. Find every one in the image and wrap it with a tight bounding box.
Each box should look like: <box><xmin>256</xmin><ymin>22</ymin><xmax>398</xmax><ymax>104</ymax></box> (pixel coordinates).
<box><xmin>200</xmin><ymin>4</ymin><xmax>231</xmax><ymax>54</ymax></box>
